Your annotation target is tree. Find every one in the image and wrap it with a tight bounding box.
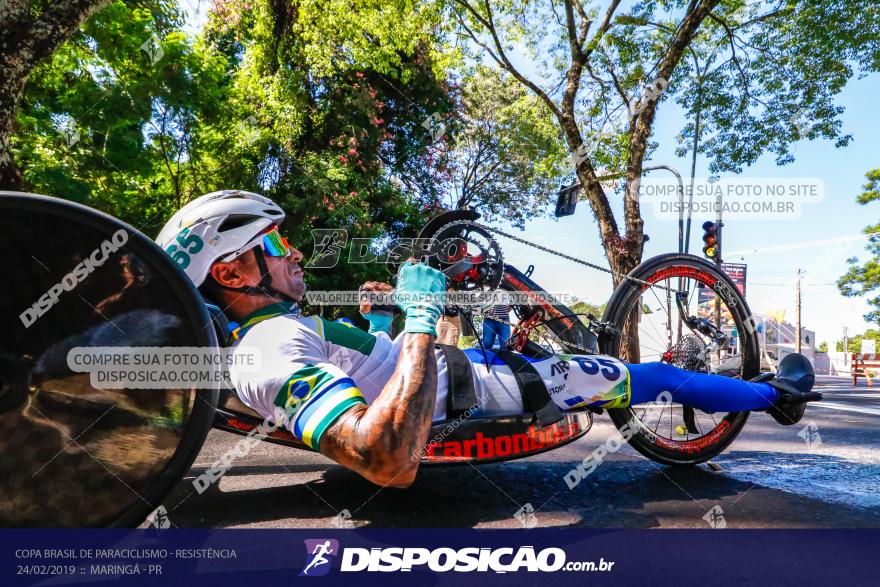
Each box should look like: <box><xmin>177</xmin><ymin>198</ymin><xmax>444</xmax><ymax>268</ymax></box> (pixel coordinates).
<box><xmin>570</xmin><ymin>300</ymin><xmax>606</xmax><ymax>318</ymax></box>
<box><xmin>8</xmin><ymin>0</ymin><xmax>457</xmax><ymax>323</ymax></box>
<box><xmin>0</xmin><ymin>0</ymin><xmax>116</xmax><ymax>188</ymax></box>
<box><xmin>818</xmin><ymin>341</ymin><xmax>828</xmax><ymax>353</ymax></box>
<box><xmin>835</xmin><ymin>330</ymin><xmax>880</xmax><ymax>354</ymax></box>
<box><xmin>839</xmin><ymin>168</ymin><xmax>880</xmax><ymax>323</ymax></box>
<box><xmin>11</xmin><ymin>1</ymin><xmax>225</xmax><ymax>227</ymax></box>
<box><xmin>438</xmin><ymin>66</ymin><xmax>569</xmax><ymax>227</ymax></box>
<box><xmin>448</xmin><ymin>0</ymin><xmax>880</xmax><ymax>281</ymax></box>
<box><xmin>199</xmin><ymin>0</ymin><xmax>456</xmax><ymax>320</ymax></box>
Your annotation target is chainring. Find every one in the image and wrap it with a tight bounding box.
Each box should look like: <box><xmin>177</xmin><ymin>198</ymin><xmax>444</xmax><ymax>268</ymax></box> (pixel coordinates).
<box><xmin>423</xmin><ymin>220</ymin><xmax>504</xmax><ymax>291</ymax></box>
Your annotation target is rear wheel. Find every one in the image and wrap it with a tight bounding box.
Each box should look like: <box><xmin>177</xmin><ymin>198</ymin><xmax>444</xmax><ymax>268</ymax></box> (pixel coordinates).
<box><xmin>601</xmin><ymin>254</ymin><xmax>759</xmax><ymax>466</ymax></box>
<box><xmin>0</xmin><ymin>192</ymin><xmax>218</xmax><ymax>527</ymax></box>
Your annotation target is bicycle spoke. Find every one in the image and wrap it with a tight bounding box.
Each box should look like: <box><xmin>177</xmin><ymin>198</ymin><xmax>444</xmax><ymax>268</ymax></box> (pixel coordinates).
<box><xmin>616</xmin><ymin>265</ymin><xmax>750</xmax><ymax>453</ymax></box>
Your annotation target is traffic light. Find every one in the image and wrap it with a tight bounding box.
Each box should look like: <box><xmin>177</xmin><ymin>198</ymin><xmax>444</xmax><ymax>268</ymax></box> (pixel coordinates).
<box><xmin>702</xmin><ymin>221</ymin><xmax>718</xmax><ymax>259</ymax></box>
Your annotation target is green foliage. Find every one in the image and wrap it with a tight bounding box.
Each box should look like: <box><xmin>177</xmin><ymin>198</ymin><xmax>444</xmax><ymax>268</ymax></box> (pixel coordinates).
<box><xmin>202</xmin><ymin>0</ymin><xmax>455</xmax><ymax>319</ymax></box>
<box><xmin>448</xmin><ymin>0</ymin><xmax>880</xmax><ymax>189</ymax></box>
<box><xmin>439</xmin><ymin>66</ymin><xmax>569</xmax><ymax>227</ymax></box>
<box><xmin>458</xmin><ymin>334</ymin><xmax>477</xmax><ymax>349</ymax></box>
<box><xmin>12</xmin><ymin>0</ymin><xmax>455</xmax><ymax>318</ymax></box>
<box><xmin>14</xmin><ymin>0</ymin><xmax>880</xmax><ymax>314</ymax></box>
<box><xmin>835</xmin><ymin>330</ymin><xmax>880</xmax><ymax>353</ymax></box>
<box><xmin>672</xmin><ymin>0</ymin><xmax>880</xmax><ymax>172</ymax></box>
<box><xmin>570</xmin><ymin>300</ymin><xmax>606</xmax><ymax>319</ymax></box>
<box><xmin>13</xmin><ymin>0</ymin><xmax>216</xmax><ymax>225</ymax></box>
<box><xmin>818</xmin><ymin>341</ymin><xmax>828</xmax><ymax>353</ymax></box>
<box><xmin>838</xmin><ymin>168</ymin><xmax>880</xmax><ymax>323</ymax></box>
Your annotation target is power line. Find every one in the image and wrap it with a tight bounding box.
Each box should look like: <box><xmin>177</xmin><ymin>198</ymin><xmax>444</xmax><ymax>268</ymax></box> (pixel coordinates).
<box><xmin>749</xmin><ymin>282</ymin><xmax>837</xmax><ymax>286</ymax></box>
<box><xmin>726</xmin><ymin>233</ymin><xmax>870</xmax><ymax>256</ymax></box>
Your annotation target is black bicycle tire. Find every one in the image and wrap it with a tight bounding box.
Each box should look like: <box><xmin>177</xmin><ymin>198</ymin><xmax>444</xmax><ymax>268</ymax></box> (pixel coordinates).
<box><xmin>600</xmin><ymin>253</ymin><xmax>758</xmax><ymax>466</ymax></box>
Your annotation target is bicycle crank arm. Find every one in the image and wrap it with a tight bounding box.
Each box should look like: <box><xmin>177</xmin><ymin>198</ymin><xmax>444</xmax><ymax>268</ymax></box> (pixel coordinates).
<box><xmin>682</xmin><ymin>406</ymin><xmax>700</xmax><ymax>434</ymax></box>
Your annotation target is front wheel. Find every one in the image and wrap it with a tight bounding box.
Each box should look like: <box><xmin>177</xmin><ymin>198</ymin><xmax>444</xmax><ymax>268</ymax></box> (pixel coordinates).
<box><xmin>601</xmin><ymin>254</ymin><xmax>759</xmax><ymax>466</ymax></box>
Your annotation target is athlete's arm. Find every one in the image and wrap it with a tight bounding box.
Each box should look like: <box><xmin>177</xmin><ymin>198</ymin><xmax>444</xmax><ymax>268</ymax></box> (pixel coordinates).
<box><xmin>319</xmin><ymin>331</ymin><xmax>437</xmax><ymax>488</ymax></box>
<box><xmin>319</xmin><ymin>262</ymin><xmax>445</xmax><ymax>488</ymax></box>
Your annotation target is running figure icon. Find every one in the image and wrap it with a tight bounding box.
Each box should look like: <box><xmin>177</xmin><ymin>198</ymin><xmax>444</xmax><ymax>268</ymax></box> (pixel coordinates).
<box><xmin>302</xmin><ymin>540</ymin><xmax>337</xmax><ymax>576</ymax></box>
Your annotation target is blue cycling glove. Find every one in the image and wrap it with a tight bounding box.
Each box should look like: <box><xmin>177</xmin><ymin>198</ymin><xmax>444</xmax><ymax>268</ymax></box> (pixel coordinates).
<box><xmin>361</xmin><ymin>311</ymin><xmax>394</xmax><ymax>335</ymax></box>
<box><xmin>395</xmin><ymin>262</ymin><xmax>447</xmax><ymax>336</ymax></box>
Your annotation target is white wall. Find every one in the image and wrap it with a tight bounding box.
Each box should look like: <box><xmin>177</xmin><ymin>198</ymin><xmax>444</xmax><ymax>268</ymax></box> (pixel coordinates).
<box><xmin>814</xmin><ymin>351</ymin><xmax>853</xmax><ymax>375</ymax></box>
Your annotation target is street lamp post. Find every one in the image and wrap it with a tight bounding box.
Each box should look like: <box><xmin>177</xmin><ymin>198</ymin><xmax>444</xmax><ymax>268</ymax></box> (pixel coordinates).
<box><xmin>555</xmin><ymin>165</ymin><xmax>686</xmax><ymax>252</ymax></box>
<box><xmin>555</xmin><ymin>165</ymin><xmax>686</xmax><ymax>349</ymax></box>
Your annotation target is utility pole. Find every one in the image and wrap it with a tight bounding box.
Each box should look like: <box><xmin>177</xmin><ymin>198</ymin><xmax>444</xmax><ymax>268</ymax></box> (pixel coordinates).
<box><xmin>714</xmin><ymin>191</ymin><xmax>723</xmax><ymax>361</ymax></box>
<box><xmin>843</xmin><ymin>326</ymin><xmax>849</xmax><ymax>364</ymax></box>
<box><xmin>796</xmin><ymin>269</ymin><xmax>805</xmax><ymax>353</ymax></box>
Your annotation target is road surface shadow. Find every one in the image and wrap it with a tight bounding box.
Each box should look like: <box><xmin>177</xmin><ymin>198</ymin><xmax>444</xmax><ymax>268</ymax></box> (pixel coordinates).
<box><xmin>163</xmin><ymin>451</ymin><xmax>880</xmax><ymax>528</ymax></box>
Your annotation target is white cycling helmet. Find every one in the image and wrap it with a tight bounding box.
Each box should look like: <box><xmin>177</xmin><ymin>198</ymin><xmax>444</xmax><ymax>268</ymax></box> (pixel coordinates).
<box><xmin>156</xmin><ymin>190</ymin><xmax>285</xmax><ymax>287</ymax></box>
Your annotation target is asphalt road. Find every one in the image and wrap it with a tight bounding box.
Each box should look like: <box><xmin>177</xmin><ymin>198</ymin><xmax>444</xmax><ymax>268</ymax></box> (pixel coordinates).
<box><xmin>158</xmin><ymin>375</ymin><xmax>880</xmax><ymax>528</ymax></box>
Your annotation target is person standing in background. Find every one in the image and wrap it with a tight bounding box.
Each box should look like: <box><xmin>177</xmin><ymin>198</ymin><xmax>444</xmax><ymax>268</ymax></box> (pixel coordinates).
<box><xmin>435</xmin><ymin>287</ymin><xmax>462</xmax><ymax>346</ymax></box>
<box><xmin>482</xmin><ymin>303</ymin><xmax>511</xmax><ymax>350</ymax></box>
<box><xmin>436</xmin><ymin>304</ymin><xmax>462</xmax><ymax>346</ymax></box>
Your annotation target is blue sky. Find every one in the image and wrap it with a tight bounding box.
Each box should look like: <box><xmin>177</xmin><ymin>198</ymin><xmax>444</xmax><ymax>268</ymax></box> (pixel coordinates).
<box><xmin>490</xmin><ymin>72</ymin><xmax>880</xmax><ymax>346</ymax></box>
<box><xmin>179</xmin><ymin>2</ymin><xmax>879</xmax><ymax>345</ymax></box>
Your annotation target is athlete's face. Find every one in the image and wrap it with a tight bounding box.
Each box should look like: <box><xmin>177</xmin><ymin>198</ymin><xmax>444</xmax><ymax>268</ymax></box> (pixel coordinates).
<box><xmin>261</xmin><ymin>241</ymin><xmax>307</xmax><ymax>301</ymax></box>
<box><xmin>209</xmin><ymin>236</ymin><xmax>306</xmax><ymax>303</ymax></box>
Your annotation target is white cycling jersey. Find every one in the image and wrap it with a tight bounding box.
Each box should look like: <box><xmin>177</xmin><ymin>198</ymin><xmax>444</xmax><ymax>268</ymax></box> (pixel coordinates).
<box><xmin>229</xmin><ymin>303</ymin><xmax>630</xmax><ymax>452</ymax></box>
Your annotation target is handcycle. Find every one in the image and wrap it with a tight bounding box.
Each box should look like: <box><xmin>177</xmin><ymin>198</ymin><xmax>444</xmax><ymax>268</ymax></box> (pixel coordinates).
<box><xmin>0</xmin><ymin>193</ymin><xmax>759</xmax><ymax>527</ymax></box>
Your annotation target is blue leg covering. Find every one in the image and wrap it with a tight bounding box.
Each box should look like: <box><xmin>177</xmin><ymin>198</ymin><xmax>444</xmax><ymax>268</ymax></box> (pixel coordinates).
<box><xmin>628</xmin><ymin>362</ymin><xmax>778</xmax><ymax>412</ymax></box>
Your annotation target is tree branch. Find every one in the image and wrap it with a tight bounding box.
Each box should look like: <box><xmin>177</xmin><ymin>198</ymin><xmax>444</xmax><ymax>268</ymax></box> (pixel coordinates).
<box><xmin>21</xmin><ymin>0</ymin><xmax>112</xmax><ymax>70</ymax></box>
<box><xmin>737</xmin><ymin>6</ymin><xmax>794</xmax><ymax>29</ymax></box>
<box><xmin>454</xmin><ymin>0</ymin><xmax>563</xmax><ymax>121</ymax></box>
<box><xmin>709</xmin><ymin>13</ymin><xmax>749</xmax><ymax>88</ymax></box>
<box><xmin>595</xmin><ymin>47</ymin><xmax>630</xmax><ymax>107</ymax></box>
<box><xmin>563</xmin><ymin>0</ymin><xmax>581</xmax><ymax>62</ymax></box>
<box><xmin>584</xmin><ymin>0</ymin><xmax>622</xmax><ymax>58</ymax></box>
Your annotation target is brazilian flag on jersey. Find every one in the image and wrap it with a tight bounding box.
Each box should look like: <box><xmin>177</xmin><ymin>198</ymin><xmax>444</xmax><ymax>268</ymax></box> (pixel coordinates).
<box><xmin>273</xmin><ymin>364</ymin><xmax>366</xmax><ymax>451</ymax></box>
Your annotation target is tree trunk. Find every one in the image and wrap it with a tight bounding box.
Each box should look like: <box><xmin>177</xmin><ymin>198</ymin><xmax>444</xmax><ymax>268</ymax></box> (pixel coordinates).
<box><xmin>0</xmin><ymin>78</ymin><xmax>28</xmax><ymax>189</ymax></box>
<box><xmin>554</xmin><ymin>115</ymin><xmax>628</xmax><ymax>269</ymax></box>
<box><xmin>0</xmin><ymin>0</ymin><xmax>113</xmax><ymax>189</ymax></box>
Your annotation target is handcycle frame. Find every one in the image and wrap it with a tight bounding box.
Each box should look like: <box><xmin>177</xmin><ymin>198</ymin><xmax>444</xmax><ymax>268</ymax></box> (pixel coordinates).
<box><xmin>1</xmin><ymin>193</ymin><xmax>757</xmax><ymax>527</ymax></box>
<box><xmin>214</xmin><ymin>208</ymin><xmax>754</xmax><ymax>467</ymax></box>
<box><xmin>211</xmin><ymin>259</ymin><xmax>599</xmax><ymax>466</ymax></box>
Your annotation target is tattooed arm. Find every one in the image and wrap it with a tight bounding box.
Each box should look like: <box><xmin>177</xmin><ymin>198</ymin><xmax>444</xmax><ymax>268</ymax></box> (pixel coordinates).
<box><xmin>319</xmin><ymin>332</ymin><xmax>438</xmax><ymax>488</ymax></box>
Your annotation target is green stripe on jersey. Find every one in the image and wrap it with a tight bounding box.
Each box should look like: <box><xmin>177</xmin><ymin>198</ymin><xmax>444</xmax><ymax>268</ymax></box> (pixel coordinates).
<box><xmin>309</xmin><ymin>395</ymin><xmax>367</xmax><ymax>452</ymax></box>
<box><xmin>320</xmin><ymin>317</ymin><xmax>376</xmax><ymax>356</ymax></box>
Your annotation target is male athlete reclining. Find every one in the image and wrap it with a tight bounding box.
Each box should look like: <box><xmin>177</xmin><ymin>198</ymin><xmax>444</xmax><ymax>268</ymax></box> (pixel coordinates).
<box><xmin>157</xmin><ymin>190</ymin><xmax>822</xmax><ymax>488</ymax></box>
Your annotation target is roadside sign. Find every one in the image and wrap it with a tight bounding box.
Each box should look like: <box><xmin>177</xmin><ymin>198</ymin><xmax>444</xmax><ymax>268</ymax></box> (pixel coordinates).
<box><xmin>698</xmin><ymin>262</ymin><xmax>747</xmax><ymax>313</ymax></box>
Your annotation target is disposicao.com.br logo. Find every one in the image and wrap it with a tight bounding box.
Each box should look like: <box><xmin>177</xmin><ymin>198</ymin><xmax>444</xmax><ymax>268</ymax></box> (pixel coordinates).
<box><xmin>300</xmin><ymin>540</ymin><xmax>614</xmax><ymax>574</ymax></box>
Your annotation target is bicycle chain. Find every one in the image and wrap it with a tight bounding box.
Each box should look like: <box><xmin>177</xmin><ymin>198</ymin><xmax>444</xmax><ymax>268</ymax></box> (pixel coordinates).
<box><xmin>468</xmin><ymin>221</ymin><xmax>674</xmax><ymax>292</ymax></box>
<box><xmin>441</xmin><ymin>219</ymin><xmax>678</xmax><ymax>355</ymax></box>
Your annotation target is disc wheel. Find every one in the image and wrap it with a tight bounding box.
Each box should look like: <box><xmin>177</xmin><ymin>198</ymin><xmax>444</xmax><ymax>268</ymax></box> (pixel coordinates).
<box><xmin>601</xmin><ymin>254</ymin><xmax>759</xmax><ymax>466</ymax></box>
<box><xmin>0</xmin><ymin>192</ymin><xmax>218</xmax><ymax>527</ymax></box>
